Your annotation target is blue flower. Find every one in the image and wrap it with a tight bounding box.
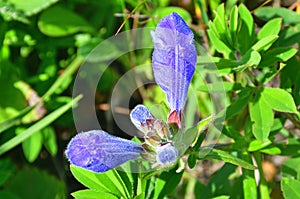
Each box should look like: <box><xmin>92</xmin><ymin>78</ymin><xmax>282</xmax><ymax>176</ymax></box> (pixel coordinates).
<box><xmin>65</xmin><ymin>130</ymin><xmax>144</xmax><ymax>172</ymax></box>
<box><xmin>66</xmin><ymin>13</ymin><xmax>196</xmax><ymax>173</ymax></box>
<box><xmin>152</xmin><ymin>12</ymin><xmax>197</xmax><ymax>127</ymax></box>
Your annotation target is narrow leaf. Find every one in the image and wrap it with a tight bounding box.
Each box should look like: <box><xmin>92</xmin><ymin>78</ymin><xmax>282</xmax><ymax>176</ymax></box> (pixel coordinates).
<box><xmin>0</xmin><ymin>95</ymin><xmax>82</xmax><ymax>155</ymax></box>
<box><xmin>207</xmin><ymin>28</ymin><xmax>232</xmax><ymax>58</ymax></box>
<box><xmin>198</xmin><ymin>148</ymin><xmax>256</xmax><ymax>170</ymax></box>
<box><xmin>72</xmin><ymin>189</ymin><xmax>119</xmax><ymax>199</ymax></box>
<box><xmin>0</xmin><ymin>105</ymin><xmax>34</xmax><ymax>133</ymax></box>
<box><xmin>237</xmin><ymin>4</ymin><xmax>255</xmax><ymax>54</ymax></box>
<box><xmin>252</xmin><ymin>35</ymin><xmax>279</xmax><ymax>52</ymax></box>
<box><xmin>229</xmin><ymin>6</ymin><xmax>238</xmax><ymax>41</ymax></box>
<box><xmin>248</xmin><ymin>140</ymin><xmax>272</xmax><ymax>152</ymax></box>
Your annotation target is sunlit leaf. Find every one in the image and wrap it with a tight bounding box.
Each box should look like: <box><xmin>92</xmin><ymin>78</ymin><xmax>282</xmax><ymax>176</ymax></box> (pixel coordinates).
<box><xmin>281</xmin><ymin>178</ymin><xmax>300</xmax><ymax>199</ymax></box>
<box><xmin>72</xmin><ymin>190</ymin><xmax>119</xmax><ymax>199</ymax></box>
<box><xmin>70</xmin><ymin>165</ymin><xmax>130</xmax><ymax>198</ymax></box>
<box><xmin>249</xmin><ymin>91</ymin><xmax>274</xmax><ymax>142</ymax></box>
<box><xmin>38</xmin><ymin>5</ymin><xmax>94</xmax><ymax>37</ymax></box>
<box><xmin>198</xmin><ymin>148</ymin><xmax>256</xmax><ymax>170</ymax></box>
<box><xmin>257</xmin><ymin>18</ymin><xmax>281</xmax><ymax>40</ymax></box>
<box><xmin>8</xmin><ymin>0</ymin><xmax>58</xmax><ymax>16</ymax></box>
<box><xmin>261</xmin><ymin>88</ymin><xmax>297</xmax><ymax>113</ymax></box>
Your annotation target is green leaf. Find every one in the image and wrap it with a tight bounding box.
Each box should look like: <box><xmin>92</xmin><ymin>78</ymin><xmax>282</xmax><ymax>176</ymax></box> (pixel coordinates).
<box><xmin>38</xmin><ymin>5</ymin><xmax>94</xmax><ymax>37</ymax></box>
<box><xmin>249</xmin><ymin>92</ymin><xmax>274</xmax><ymax>142</ymax></box>
<box><xmin>281</xmin><ymin>157</ymin><xmax>300</xmax><ymax>179</ymax></box>
<box><xmin>5</xmin><ymin>168</ymin><xmax>66</xmax><ymax>199</ymax></box>
<box><xmin>257</xmin><ymin>18</ymin><xmax>281</xmax><ymax>40</ymax></box>
<box><xmin>237</xmin><ymin>4</ymin><xmax>255</xmax><ymax>54</ymax></box>
<box><xmin>0</xmin><ymin>95</ymin><xmax>82</xmax><ymax>155</ymax></box>
<box><xmin>258</xmin><ymin>47</ymin><xmax>297</xmax><ymax>68</ymax></box>
<box><xmin>229</xmin><ymin>5</ymin><xmax>238</xmax><ymax>41</ymax></box>
<box><xmin>198</xmin><ymin>148</ymin><xmax>256</xmax><ymax>170</ymax></box>
<box><xmin>174</xmin><ymin>114</ymin><xmax>215</xmax><ymax>155</ymax></box>
<box><xmin>187</xmin><ymin>154</ymin><xmax>197</xmax><ymax>169</ymax></box>
<box><xmin>260</xmin><ymin>146</ymin><xmax>281</xmax><ymax>155</ymax></box>
<box><xmin>16</xmin><ymin>127</ymin><xmax>43</xmax><ymax>163</ymax></box>
<box><xmin>198</xmin><ymin>56</ymin><xmax>238</xmax><ymax>75</ymax></box>
<box><xmin>276</xmin><ymin>24</ymin><xmax>300</xmax><ymax>47</ymax></box>
<box><xmin>255</xmin><ymin>7</ymin><xmax>300</xmax><ymax>25</ymax></box>
<box><xmin>252</xmin><ymin>35</ymin><xmax>279</xmax><ymax>52</ymax></box>
<box><xmin>234</xmin><ymin>50</ymin><xmax>261</xmax><ymax>71</ymax></box>
<box><xmin>153</xmin><ymin>168</ymin><xmax>183</xmax><ymax>199</ymax></box>
<box><xmin>42</xmin><ymin>126</ymin><xmax>58</xmax><ymax>156</ymax></box>
<box><xmin>281</xmin><ymin>178</ymin><xmax>300</xmax><ymax>199</ymax></box>
<box><xmin>248</xmin><ymin>140</ymin><xmax>272</xmax><ymax>152</ymax></box>
<box><xmin>0</xmin><ymin>78</ymin><xmax>29</xmax><ymax>123</ymax></box>
<box><xmin>195</xmin><ymin>0</ymin><xmax>209</xmax><ymax>24</ymax></box>
<box><xmin>8</xmin><ymin>0</ymin><xmax>58</xmax><ymax>16</ymax></box>
<box><xmin>0</xmin><ymin>1</ymin><xmax>29</xmax><ymax>23</ymax></box>
<box><xmin>258</xmin><ymin>63</ymin><xmax>286</xmax><ymax>85</ymax></box>
<box><xmin>72</xmin><ymin>190</ymin><xmax>119</xmax><ymax>199</ymax></box>
<box><xmin>280</xmin><ymin>57</ymin><xmax>300</xmax><ymax>104</ymax></box>
<box><xmin>202</xmin><ymin>164</ymin><xmax>237</xmax><ymax>198</ymax></box>
<box><xmin>207</xmin><ymin>27</ymin><xmax>232</xmax><ymax>58</ymax></box>
<box><xmin>221</xmin><ymin>125</ymin><xmax>245</xmax><ymax>142</ymax></box>
<box><xmin>198</xmin><ymin>82</ymin><xmax>242</xmax><ymax>92</ymax></box>
<box><xmin>225</xmin><ymin>87</ymin><xmax>254</xmax><ymax>120</ymax></box>
<box><xmin>261</xmin><ymin>88</ymin><xmax>297</xmax><ymax>113</ymax></box>
<box><xmin>277</xmin><ymin>138</ymin><xmax>300</xmax><ymax>157</ymax></box>
<box><xmin>116</xmin><ymin>170</ymin><xmax>134</xmax><ymax>199</ymax></box>
<box><xmin>213</xmin><ymin>4</ymin><xmax>233</xmax><ymax>48</ymax></box>
<box><xmin>70</xmin><ymin>166</ymin><xmax>130</xmax><ymax>198</ymax></box>
<box><xmin>0</xmin><ymin>105</ymin><xmax>34</xmax><ymax>133</ymax></box>
<box><xmin>212</xmin><ymin>196</ymin><xmax>230</xmax><ymax>199</ymax></box>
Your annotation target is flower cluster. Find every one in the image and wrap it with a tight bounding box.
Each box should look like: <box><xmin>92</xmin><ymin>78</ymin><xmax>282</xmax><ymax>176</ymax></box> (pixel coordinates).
<box><xmin>65</xmin><ymin>12</ymin><xmax>197</xmax><ymax>173</ymax></box>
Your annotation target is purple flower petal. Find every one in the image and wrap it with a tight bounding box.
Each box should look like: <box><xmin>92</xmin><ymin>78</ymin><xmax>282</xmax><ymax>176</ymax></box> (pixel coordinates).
<box><xmin>130</xmin><ymin>105</ymin><xmax>154</xmax><ymax>131</ymax></box>
<box><xmin>65</xmin><ymin>130</ymin><xmax>143</xmax><ymax>173</ymax></box>
<box><xmin>156</xmin><ymin>143</ymin><xmax>178</xmax><ymax>165</ymax></box>
<box><xmin>152</xmin><ymin>12</ymin><xmax>196</xmax><ymax>115</ymax></box>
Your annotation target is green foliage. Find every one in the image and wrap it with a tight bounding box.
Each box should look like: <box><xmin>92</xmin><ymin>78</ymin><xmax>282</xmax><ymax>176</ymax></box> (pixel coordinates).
<box><xmin>205</xmin><ymin>3</ymin><xmax>299</xmax><ymax>199</ymax></box>
<box><xmin>71</xmin><ymin>165</ymin><xmax>132</xmax><ymax>198</ymax></box>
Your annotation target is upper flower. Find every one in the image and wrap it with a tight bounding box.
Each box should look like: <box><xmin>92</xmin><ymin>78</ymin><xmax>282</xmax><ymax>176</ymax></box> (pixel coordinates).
<box><xmin>151</xmin><ymin>12</ymin><xmax>197</xmax><ymax>127</ymax></box>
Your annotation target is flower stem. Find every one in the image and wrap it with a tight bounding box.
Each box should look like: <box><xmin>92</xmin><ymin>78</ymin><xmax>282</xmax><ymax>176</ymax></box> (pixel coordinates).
<box><xmin>254</xmin><ymin>151</ymin><xmax>270</xmax><ymax>199</ymax></box>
